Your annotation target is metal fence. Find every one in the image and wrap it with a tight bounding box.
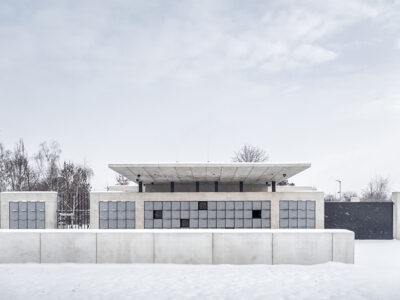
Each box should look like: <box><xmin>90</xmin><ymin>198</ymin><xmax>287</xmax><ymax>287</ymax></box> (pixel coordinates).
<box><xmin>57</xmin><ymin>192</ymin><xmax>90</xmax><ymax>229</ymax></box>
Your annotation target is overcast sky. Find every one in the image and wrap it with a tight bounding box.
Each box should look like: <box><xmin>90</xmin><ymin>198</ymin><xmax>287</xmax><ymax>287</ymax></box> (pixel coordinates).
<box><xmin>1</xmin><ymin>0</ymin><xmax>400</xmax><ymax>195</ymax></box>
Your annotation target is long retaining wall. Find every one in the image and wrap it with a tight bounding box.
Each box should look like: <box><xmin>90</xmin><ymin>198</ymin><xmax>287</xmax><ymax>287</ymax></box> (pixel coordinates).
<box><xmin>0</xmin><ymin>229</ymin><xmax>354</xmax><ymax>264</ymax></box>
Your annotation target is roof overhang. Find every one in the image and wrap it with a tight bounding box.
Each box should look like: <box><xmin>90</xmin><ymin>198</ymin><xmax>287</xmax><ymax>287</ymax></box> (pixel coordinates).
<box><xmin>109</xmin><ymin>162</ymin><xmax>311</xmax><ymax>184</ymax></box>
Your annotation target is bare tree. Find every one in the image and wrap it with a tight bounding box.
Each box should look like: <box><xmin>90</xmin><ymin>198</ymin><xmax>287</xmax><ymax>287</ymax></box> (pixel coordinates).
<box><xmin>324</xmin><ymin>194</ymin><xmax>336</xmax><ymax>202</ymax></box>
<box><xmin>232</xmin><ymin>144</ymin><xmax>268</xmax><ymax>162</ymax></box>
<box><xmin>361</xmin><ymin>176</ymin><xmax>390</xmax><ymax>202</ymax></box>
<box><xmin>115</xmin><ymin>174</ymin><xmax>129</xmax><ymax>185</ymax></box>
<box><xmin>0</xmin><ymin>143</ymin><xmax>11</xmax><ymax>192</ymax></box>
<box><xmin>343</xmin><ymin>191</ymin><xmax>358</xmax><ymax>202</ymax></box>
<box><xmin>34</xmin><ymin>141</ymin><xmax>61</xmax><ymax>191</ymax></box>
<box><xmin>7</xmin><ymin>139</ymin><xmax>37</xmax><ymax>191</ymax></box>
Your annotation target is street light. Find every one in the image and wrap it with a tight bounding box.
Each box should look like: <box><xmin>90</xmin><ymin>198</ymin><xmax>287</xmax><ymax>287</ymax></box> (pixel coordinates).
<box><xmin>336</xmin><ymin>180</ymin><xmax>342</xmax><ymax>201</ymax></box>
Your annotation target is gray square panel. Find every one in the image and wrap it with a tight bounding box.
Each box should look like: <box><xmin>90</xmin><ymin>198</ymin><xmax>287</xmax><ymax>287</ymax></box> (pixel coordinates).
<box><xmin>10</xmin><ymin>219</ymin><xmax>19</xmax><ymax>229</ymax></box>
<box><xmin>307</xmin><ymin>201</ymin><xmax>315</xmax><ymax>210</ymax></box>
<box><xmin>235</xmin><ymin>219</ymin><xmax>243</xmax><ymax>228</ymax></box>
<box><xmin>261</xmin><ymin>210</ymin><xmax>270</xmax><ymax>219</ymax></box>
<box><xmin>181</xmin><ymin>211</ymin><xmax>189</xmax><ymax>219</ymax></box>
<box><xmin>190</xmin><ymin>219</ymin><xmax>198</xmax><ymax>228</ymax></box>
<box><xmin>280</xmin><ymin>209</ymin><xmax>289</xmax><ymax>219</ymax></box>
<box><xmin>172</xmin><ymin>211</ymin><xmax>180</xmax><ymax>219</ymax></box>
<box><xmin>226</xmin><ymin>210</ymin><xmax>234</xmax><ymax>218</ymax></box>
<box><xmin>154</xmin><ymin>219</ymin><xmax>162</xmax><ymax>228</ymax></box>
<box><xmin>280</xmin><ymin>201</ymin><xmax>289</xmax><ymax>209</ymax></box>
<box><xmin>118</xmin><ymin>219</ymin><xmax>126</xmax><ymax>229</ymax></box>
<box><xmin>163</xmin><ymin>219</ymin><xmax>172</xmax><ymax>228</ymax></box>
<box><xmin>117</xmin><ymin>201</ymin><xmax>126</xmax><ymax>211</ymax></box>
<box><xmin>298</xmin><ymin>210</ymin><xmax>306</xmax><ymax>219</ymax></box>
<box><xmin>208</xmin><ymin>219</ymin><xmax>216</xmax><ymax>228</ymax></box>
<box><xmin>126</xmin><ymin>210</ymin><xmax>135</xmax><ymax>220</ymax></box>
<box><xmin>163</xmin><ymin>202</ymin><xmax>172</xmax><ymax>210</ymax></box>
<box><xmin>126</xmin><ymin>201</ymin><xmax>135</xmax><ymax>211</ymax></box>
<box><xmin>289</xmin><ymin>210</ymin><xmax>298</xmax><ymax>219</ymax></box>
<box><xmin>262</xmin><ymin>201</ymin><xmax>270</xmax><ymax>210</ymax></box>
<box><xmin>217</xmin><ymin>202</ymin><xmax>225</xmax><ymax>210</ymax></box>
<box><xmin>289</xmin><ymin>201</ymin><xmax>298</xmax><ymax>210</ymax></box>
<box><xmin>163</xmin><ymin>211</ymin><xmax>172</xmax><ymax>219</ymax></box>
<box><xmin>199</xmin><ymin>211</ymin><xmax>207</xmax><ymax>219</ymax></box>
<box><xmin>226</xmin><ymin>219</ymin><xmax>234</xmax><ymax>228</ymax></box>
<box><xmin>154</xmin><ymin>202</ymin><xmax>162</xmax><ymax>210</ymax></box>
<box><xmin>243</xmin><ymin>210</ymin><xmax>252</xmax><ymax>219</ymax></box>
<box><xmin>217</xmin><ymin>211</ymin><xmax>225</xmax><ymax>218</ymax></box>
<box><xmin>252</xmin><ymin>219</ymin><xmax>261</xmax><ymax>228</ymax></box>
<box><xmin>244</xmin><ymin>202</ymin><xmax>252</xmax><ymax>210</ymax></box>
<box><xmin>199</xmin><ymin>219</ymin><xmax>208</xmax><ymax>228</ymax></box>
<box><xmin>36</xmin><ymin>219</ymin><xmax>45</xmax><ymax>229</ymax></box>
<box><xmin>144</xmin><ymin>220</ymin><xmax>153</xmax><ymax>229</ymax></box>
<box><xmin>145</xmin><ymin>211</ymin><xmax>153</xmax><ymax>220</ymax></box>
<box><xmin>18</xmin><ymin>202</ymin><xmax>27</xmax><ymax>220</ymax></box>
<box><xmin>307</xmin><ymin>210</ymin><xmax>315</xmax><ymax>219</ymax></box>
<box><xmin>144</xmin><ymin>202</ymin><xmax>153</xmax><ymax>211</ymax></box>
<box><xmin>118</xmin><ymin>210</ymin><xmax>126</xmax><ymax>220</ymax></box>
<box><xmin>172</xmin><ymin>219</ymin><xmax>180</xmax><ymax>228</ymax></box>
<box><xmin>243</xmin><ymin>219</ymin><xmax>252</xmax><ymax>228</ymax></box>
<box><xmin>307</xmin><ymin>219</ymin><xmax>315</xmax><ymax>228</ymax></box>
<box><xmin>190</xmin><ymin>202</ymin><xmax>198</xmax><ymax>210</ymax></box>
<box><xmin>235</xmin><ymin>202</ymin><xmax>243</xmax><ymax>210</ymax></box>
<box><xmin>208</xmin><ymin>201</ymin><xmax>216</xmax><ymax>210</ymax></box>
<box><xmin>208</xmin><ymin>211</ymin><xmax>216</xmax><ymax>219</ymax></box>
<box><xmin>289</xmin><ymin>219</ymin><xmax>298</xmax><ymax>228</ymax></box>
<box><xmin>99</xmin><ymin>219</ymin><xmax>108</xmax><ymax>229</ymax></box>
<box><xmin>172</xmin><ymin>202</ymin><xmax>180</xmax><ymax>211</ymax></box>
<box><xmin>181</xmin><ymin>202</ymin><xmax>189</xmax><ymax>211</ymax></box>
<box><xmin>108</xmin><ymin>219</ymin><xmax>117</xmax><ymax>229</ymax></box>
<box><xmin>298</xmin><ymin>201</ymin><xmax>306</xmax><ymax>210</ymax></box>
<box><xmin>235</xmin><ymin>210</ymin><xmax>244</xmax><ymax>218</ymax></box>
<box><xmin>190</xmin><ymin>211</ymin><xmax>198</xmax><ymax>219</ymax></box>
<box><xmin>253</xmin><ymin>201</ymin><xmax>261</xmax><ymax>210</ymax></box>
<box><xmin>126</xmin><ymin>220</ymin><xmax>135</xmax><ymax>229</ymax></box>
<box><xmin>280</xmin><ymin>219</ymin><xmax>289</xmax><ymax>228</ymax></box>
<box><xmin>298</xmin><ymin>219</ymin><xmax>306</xmax><ymax>228</ymax></box>
<box><xmin>262</xmin><ymin>219</ymin><xmax>270</xmax><ymax>228</ymax></box>
<box><xmin>217</xmin><ymin>219</ymin><xmax>225</xmax><ymax>228</ymax></box>
<box><xmin>28</xmin><ymin>220</ymin><xmax>36</xmax><ymax>229</ymax></box>
<box><xmin>226</xmin><ymin>201</ymin><xmax>234</xmax><ymax>210</ymax></box>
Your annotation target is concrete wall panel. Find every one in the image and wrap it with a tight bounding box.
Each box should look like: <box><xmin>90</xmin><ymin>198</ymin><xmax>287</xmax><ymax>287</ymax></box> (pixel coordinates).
<box><xmin>97</xmin><ymin>232</ymin><xmax>153</xmax><ymax>263</ymax></box>
<box><xmin>41</xmin><ymin>232</ymin><xmax>96</xmax><ymax>263</ymax></box>
<box><xmin>333</xmin><ymin>232</ymin><xmax>354</xmax><ymax>264</ymax></box>
<box><xmin>154</xmin><ymin>232</ymin><xmax>212</xmax><ymax>264</ymax></box>
<box><xmin>0</xmin><ymin>231</ymin><xmax>40</xmax><ymax>263</ymax></box>
<box><xmin>273</xmin><ymin>231</ymin><xmax>332</xmax><ymax>265</ymax></box>
<box><xmin>213</xmin><ymin>232</ymin><xmax>272</xmax><ymax>264</ymax></box>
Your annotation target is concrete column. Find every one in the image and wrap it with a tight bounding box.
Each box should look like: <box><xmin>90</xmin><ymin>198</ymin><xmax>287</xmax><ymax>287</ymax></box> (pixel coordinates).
<box><xmin>393</xmin><ymin>192</ymin><xmax>400</xmax><ymax>240</ymax></box>
<box><xmin>135</xmin><ymin>197</ymin><xmax>144</xmax><ymax>229</ymax></box>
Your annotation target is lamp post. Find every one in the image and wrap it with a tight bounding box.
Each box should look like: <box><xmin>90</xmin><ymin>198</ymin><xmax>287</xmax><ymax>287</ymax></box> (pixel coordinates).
<box><xmin>336</xmin><ymin>180</ymin><xmax>342</xmax><ymax>201</ymax></box>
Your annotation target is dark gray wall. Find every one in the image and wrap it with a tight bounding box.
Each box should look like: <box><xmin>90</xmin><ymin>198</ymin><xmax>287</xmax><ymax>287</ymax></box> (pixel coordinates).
<box><xmin>324</xmin><ymin>202</ymin><xmax>393</xmax><ymax>239</ymax></box>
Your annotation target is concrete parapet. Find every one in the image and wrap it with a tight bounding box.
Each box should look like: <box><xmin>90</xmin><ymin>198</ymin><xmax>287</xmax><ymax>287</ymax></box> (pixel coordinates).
<box><xmin>0</xmin><ymin>229</ymin><xmax>354</xmax><ymax>264</ymax></box>
<box><xmin>393</xmin><ymin>193</ymin><xmax>400</xmax><ymax>240</ymax></box>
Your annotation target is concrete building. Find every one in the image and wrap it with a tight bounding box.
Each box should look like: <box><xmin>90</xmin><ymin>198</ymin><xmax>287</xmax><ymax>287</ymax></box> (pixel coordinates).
<box><xmin>91</xmin><ymin>162</ymin><xmax>324</xmax><ymax>230</ymax></box>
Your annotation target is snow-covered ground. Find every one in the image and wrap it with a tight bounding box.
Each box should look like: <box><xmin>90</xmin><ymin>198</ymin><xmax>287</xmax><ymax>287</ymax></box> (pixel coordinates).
<box><xmin>0</xmin><ymin>240</ymin><xmax>399</xmax><ymax>300</ymax></box>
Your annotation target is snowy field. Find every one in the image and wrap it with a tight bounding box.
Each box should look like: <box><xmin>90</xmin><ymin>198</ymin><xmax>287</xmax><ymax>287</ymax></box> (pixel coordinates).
<box><xmin>0</xmin><ymin>240</ymin><xmax>399</xmax><ymax>300</ymax></box>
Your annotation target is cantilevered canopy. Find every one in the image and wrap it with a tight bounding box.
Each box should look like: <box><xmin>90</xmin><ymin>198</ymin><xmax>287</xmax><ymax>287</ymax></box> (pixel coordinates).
<box><xmin>109</xmin><ymin>162</ymin><xmax>310</xmax><ymax>184</ymax></box>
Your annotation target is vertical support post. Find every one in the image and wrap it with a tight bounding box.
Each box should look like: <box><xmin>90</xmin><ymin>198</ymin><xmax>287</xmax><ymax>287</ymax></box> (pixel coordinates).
<box><xmin>272</xmin><ymin>181</ymin><xmax>276</xmax><ymax>192</ymax></box>
<box><xmin>170</xmin><ymin>182</ymin><xmax>175</xmax><ymax>193</ymax></box>
<box><xmin>393</xmin><ymin>192</ymin><xmax>400</xmax><ymax>240</ymax></box>
<box><xmin>214</xmin><ymin>181</ymin><xmax>218</xmax><ymax>192</ymax></box>
<box><xmin>239</xmin><ymin>181</ymin><xmax>243</xmax><ymax>192</ymax></box>
<box><xmin>266</xmin><ymin>182</ymin><xmax>269</xmax><ymax>192</ymax></box>
<box><xmin>196</xmin><ymin>181</ymin><xmax>200</xmax><ymax>192</ymax></box>
<box><xmin>138</xmin><ymin>181</ymin><xmax>143</xmax><ymax>193</ymax></box>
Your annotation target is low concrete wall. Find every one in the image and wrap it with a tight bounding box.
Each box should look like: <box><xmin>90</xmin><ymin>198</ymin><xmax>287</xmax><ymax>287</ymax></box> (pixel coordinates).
<box><xmin>0</xmin><ymin>229</ymin><xmax>354</xmax><ymax>264</ymax></box>
<box><xmin>393</xmin><ymin>193</ymin><xmax>400</xmax><ymax>240</ymax></box>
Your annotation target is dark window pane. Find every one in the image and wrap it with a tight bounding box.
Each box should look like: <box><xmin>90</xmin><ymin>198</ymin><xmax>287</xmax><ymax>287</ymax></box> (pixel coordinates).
<box><xmin>153</xmin><ymin>210</ymin><xmax>163</xmax><ymax>219</ymax></box>
<box><xmin>180</xmin><ymin>219</ymin><xmax>189</xmax><ymax>228</ymax></box>
<box><xmin>198</xmin><ymin>201</ymin><xmax>208</xmax><ymax>210</ymax></box>
<box><xmin>252</xmin><ymin>210</ymin><xmax>261</xmax><ymax>219</ymax></box>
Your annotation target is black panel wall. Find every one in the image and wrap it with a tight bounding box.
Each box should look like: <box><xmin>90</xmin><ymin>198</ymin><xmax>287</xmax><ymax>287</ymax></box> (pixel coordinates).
<box><xmin>324</xmin><ymin>202</ymin><xmax>393</xmax><ymax>239</ymax></box>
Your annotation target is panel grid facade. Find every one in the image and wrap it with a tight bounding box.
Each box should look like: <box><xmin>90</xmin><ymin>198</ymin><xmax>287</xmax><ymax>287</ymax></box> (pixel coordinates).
<box><xmin>99</xmin><ymin>201</ymin><xmax>135</xmax><ymax>229</ymax></box>
<box><xmin>9</xmin><ymin>202</ymin><xmax>45</xmax><ymax>229</ymax></box>
<box><xmin>144</xmin><ymin>201</ymin><xmax>271</xmax><ymax>229</ymax></box>
<box><xmin>279</xmin><ymin>200</ymin><xmax>315</xmax><ymax>228</ymax></box>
